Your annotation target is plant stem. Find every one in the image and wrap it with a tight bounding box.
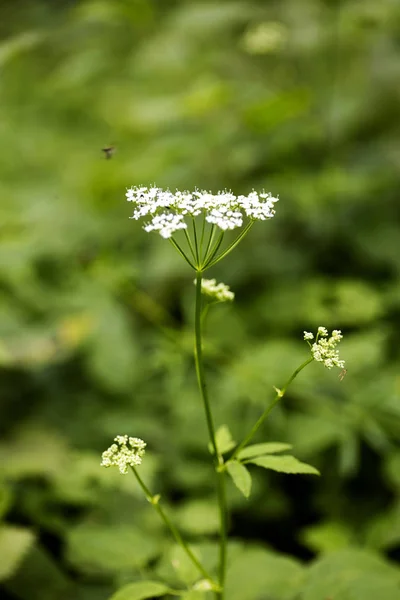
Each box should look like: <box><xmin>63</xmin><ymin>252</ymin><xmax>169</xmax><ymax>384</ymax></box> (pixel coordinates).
<box><xmin>205</xmin><ymin>220</ymin><xmax>254</xmax><ymax>269</ymax></box>
<box><xmin>130</xmin><ymin>465</ymin><xmax>216</xmax><ymax>586</ymax></box>
<box><xmin>203</xmin><ymin>224</ymin><xmax>216</xmax><ymax>265</ymax></box>
<box><xmin>199</xmin><ymin>214</ymin><xmax>207</xmax><ymax>258</ymax></box>
<box><xmin>184</xmin><ymin>228</ymin><xmax>198</xmax><ymax>265</ymax></box>
<box><xmin>231</xmin><ymin>356</ymin><xmax>314</xmax><ymax>460</ymax></box>
<box><xmin>194</xmin><ymin>270</ymin><xmax>227</xmax><ymax>599</ymax></box>
<box><xmin>192</xmin><ymin>218</ymin><xmax>200</xmax><ymax>266</ymax></box>
<box><xmin>169</xmin><ymin>237</ymin><xmax>196</xmax><ymax>270</ymax></box>
<box><xmin>202</xmin><ymin>231</ymin><xmax>224</xmax><ymax>270</ymax></box>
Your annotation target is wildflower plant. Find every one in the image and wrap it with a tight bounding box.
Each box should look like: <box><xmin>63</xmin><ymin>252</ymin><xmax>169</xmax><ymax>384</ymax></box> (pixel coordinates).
<box><xmin>101</xmin><ymin>185</ymin><xmax>346</xmax><ymax>600</ymax></box>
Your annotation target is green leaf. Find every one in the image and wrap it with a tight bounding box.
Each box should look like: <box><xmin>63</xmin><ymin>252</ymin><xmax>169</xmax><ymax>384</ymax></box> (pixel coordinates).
<box><xmin>87</xmin><ymin>301</ymin><xmax>138</xmax><ymax>392</ymax></box>
<box><xmin>179</xmin><ymin>593</ymin><xmax>207</xmax><ymax>600</ymax></box>
<box><xmin>176</xmin><ymin>499</ymin><xmax>219</xmax><ymax>535</ymax></box>
<box><xmin>248</xmin><ymin>455</ymin><xmax>320</xmax><ymax>476</ymax></box>
<box><xmin>66</xmin><ymin>524</ymin><xmax>159</xmax><ymax>575</ymax></box>
<box><xmin>365</xmin><ymin>500</ymin><xmax>400</xmax><ymax>550</ymax></box>
<box><xmin>237</xmin><ymin>442</ymin><xmax>292</xmax><ymax>460</ymax></box>
<box><xmin>156</xmin><ymin>542</ymin><xmax>218</xmax><ymax>588</ymax></box>
<box><xmin>0</xmin><ymin>525</ymin><xmax>36</xmax><ymax>581</ymax></box>
<box><xmin>0</xmin><ymin>482</ymin><xmax>12</xmax><ymax>520</ymax></box>
<box><xmin>300</xmin><ymin>521</ymin><xmax>354</xmax><ymax>554</ymax></box>
<box><xmin>109</xmin><ymin>581</ymin><xmax>171</xmax><ymax>600</ymax></box>
<box><xmin>0</xmin><ymin>427</ymin><xmax>69</xmax><ymax>478</ymax></box>
<box><xmin>225</xmin><ymin>545</ymin><xmax>305</xmax><ymax>600</ymax></box>
<box><xmin>299</xmin><ymin>549</ymin><xmax>400</xmax><ymax>600</ymax></box>
<box><xmin>166</xmin><ymin>545</ymin><xmax>201</xmax><ymax>586</ymax></box>
<box><xmin>4</xmin><ymin>543</ymin><xmax>70</xmax><ymax>600</ymax></box>
<box><xmin>226</xmin><ymin>461</ymin><xmax>252</xmax><ymax>498</ymax></box>
<box><xmin>0</xmin><ymin>31</ymin><xmax>44</xmax><ymax>67</ymax></box>
<box><xmin>208</xmin><ymin>425</ymin><xmax>236</xmax><ymax>455</ymax></box>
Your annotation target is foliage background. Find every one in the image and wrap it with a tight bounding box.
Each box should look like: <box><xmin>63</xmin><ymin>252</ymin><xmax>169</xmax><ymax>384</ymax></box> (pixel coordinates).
<box><xmin>0</xmin><ymin>0</ymin><xmax>400</xmax><ymax>599</ymax></box>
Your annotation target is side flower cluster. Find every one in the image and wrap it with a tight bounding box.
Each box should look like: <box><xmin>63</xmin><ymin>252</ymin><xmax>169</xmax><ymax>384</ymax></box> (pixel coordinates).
<box><xmin>126</xmin><ymin>186</ymin><xmax>278</xmax><ymax>238</ymax></box>
<box><xmin>101</xmin><ymin>435</ymin><xmax>146</xmax><ymax>475</ymax></box>
<box><xmin>304</xmin><ymin>327</ymin><xmax>345</xmax><ymax>370</ymax></box>
<box><xmin>198</xmin><ymin>278</ymin><xmax>235</xmax><ymax>302</ymax></box>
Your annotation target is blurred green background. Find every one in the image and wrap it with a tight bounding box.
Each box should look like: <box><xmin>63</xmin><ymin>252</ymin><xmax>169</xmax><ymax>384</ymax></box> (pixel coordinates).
<box><xmin>1</xmin><ymin>1</ymin><xmax>400</xmax><ymax>599</ymax></box>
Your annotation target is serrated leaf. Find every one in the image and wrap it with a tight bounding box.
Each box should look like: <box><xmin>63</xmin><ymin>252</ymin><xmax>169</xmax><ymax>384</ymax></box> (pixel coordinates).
<box><xmin>0</xmin><ymin>525</ymin><xmax>36</xmax><ymax>581</ymax></box>
<box><xmin>208</xmin><ymin>425</ymin><xmax>236</xmax><ymax>455</ymax></box>
<box><xmin>237</xmin><ymin>442</ymin><xmax>292</xmax><ymax>460</ymax></box>
<box><xmin>226</xmin><ymin>461</ymin><xmax>252</xmax><ymax>498</ymax></box>
<box><xmin>109</xmin><ymin>581</ymin><xmax>171</xmax><ymax>600</ymax></box>
<box><xmin>248</xmin><ymin>455</ymin><xmax>320</xmax><ymax>476</ymax></box>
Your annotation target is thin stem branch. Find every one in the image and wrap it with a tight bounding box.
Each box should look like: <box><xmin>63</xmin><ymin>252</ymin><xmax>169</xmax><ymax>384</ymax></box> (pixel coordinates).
<box><xmin>191</xmin><ymin>218</ymin><xmax>200</xmax><ymax>266</ymax></box>
<box><xmin>202</xmin><ymin>224</ymin><xmax>216</xmax><ymax>266</ymax></box>
<box><xmin>169</xmin><ymin>237</ymin><xmax>196</xmax><ymax>270</ymax></box>
<box><xmin>231</xmin><ymin>356</ymin><xmax>314</xmax><ymax>460</ymax></box>
<box><xmin>194</xmin><ymin>271</ymin><xmax>227</xmax><ymax>599</ymax></box>
<box><xmin>205</xmin><ymin>221</ymin><xmax>254</xmax><ymax>269</ymax></box>
<box><xmin>130</xmin><ymin>465</ymin><xmax>216</xmax><ymax>586</ymax></box>
<box><xmin>199</xmin><ymin>214</ymin><xmax>206</xmax><ymax>259</ymax></box>
<box><xmin>183</xmin><ymin>228</ymin><xmax>198</xmax><ymax>264</ymax></box>
<box><xmin>202</xmin><ymin>231</ymin><xmax>224</xmax><ymax>270</ymax></box>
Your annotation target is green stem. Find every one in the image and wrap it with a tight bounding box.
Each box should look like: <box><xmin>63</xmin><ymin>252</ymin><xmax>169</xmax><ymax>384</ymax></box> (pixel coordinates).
<box><xmin>194</xmin><ymin>271</ymin><xmax>227</xmax><ymax>599</ymax></box>
<box><xmin>192</xmin><ymin>218</ymin><xmax>200</xmax><ymax>266</ymax></box>
<box><xmin>169</xmin><ymin>237</ymin><xmax>196</xmax><ymax>270</ymax></box>
<box><xmin>199</xmin><ymin>214</ymin><xmax>207</xmax><ymax>258</ymax></box>
<box><xmin>231</xmin><ymin>356</ymin><xmax>314</xmax><ymax>460</ymax></box>
<box><xmin>202</xmin><ymin>224</ymin><xmax>216</xmax><ymax>266</ymax></box>
<box><xmin>202</xmin><ymin>231</ymin><xmax>224</xmax><ymax>270</ymax></box>
<box><xmin>130</xmin><ymin>465</ymin><xmax>216</xmax><ymax>586</ymax></box>
<box><xmin>205</xmin><ymin>221</ymin><xmax>254</xmax><ymax>270</ymax></box>
<box><xmin>216</xmin><ymin>464</ymin><xmax>227</xmax><ymax>594</ymax></box>
<box><xmin>183</xmin><ymin>228</ymin><xmax>198</xmax><ymax>265</ymax></box>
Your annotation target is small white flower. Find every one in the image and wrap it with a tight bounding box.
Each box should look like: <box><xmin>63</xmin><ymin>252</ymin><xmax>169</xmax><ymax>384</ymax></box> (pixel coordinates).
<box><xmin>197</xmin><ymin>278</ymin><xmax>235</xmax><ymax>302</ymax></box>
<box><xmin>305</xmin><ymin>327</ymin><xmax>345</xmax><ymax>370</ymax></box>
<box><xmin>127</xmin><ymin>186</ymin><xmax>278</xmax><ymax>238</ymax></box>
<box><xmin>101</xmin><ymin>435</ymin><xmax>146</xmax><ymax>474</ymax></box>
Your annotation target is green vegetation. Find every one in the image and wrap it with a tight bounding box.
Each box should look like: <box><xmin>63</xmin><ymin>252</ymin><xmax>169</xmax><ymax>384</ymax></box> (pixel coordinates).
<box><xmin>0</xmin><ymin>1</ymin><xmax>399</xmax><ymax>599</ymax></box>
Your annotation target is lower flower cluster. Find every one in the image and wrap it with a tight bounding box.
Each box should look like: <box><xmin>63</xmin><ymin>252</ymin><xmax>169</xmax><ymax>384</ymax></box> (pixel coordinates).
<box><xmin>198</xmin><ymin>278</ymin><xmax>235</xmax><ymax>302</ymax></box>
<box><xmin>304</xmin><ymin>327</ymin><xmax>345</xmax><ymax>370</ymax></box>
<box><xmin>101</xmin><ymin>435</ymin><xmax>146</xmax><ymax>474</ymax></box>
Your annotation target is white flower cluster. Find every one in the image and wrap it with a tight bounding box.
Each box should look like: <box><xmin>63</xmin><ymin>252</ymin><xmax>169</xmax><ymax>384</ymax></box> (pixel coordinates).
<box><xmin>304</xmin><ymin>327</ymin><xmax>345</xmax><ymax>370</ymax></box>
<box><xmin>198</xmin><ymin>278</ymin><xmax>234</xmax><ymax>302</ymax></box>
<box><xmin>126</xmin><ymin>186</ymin><xmax>278</xmax><ymax>238</ymax></box>
<box><xmin>101</xmin><ymin>435</ymin><xmax>146</xmax><ymax>475</ymax></box>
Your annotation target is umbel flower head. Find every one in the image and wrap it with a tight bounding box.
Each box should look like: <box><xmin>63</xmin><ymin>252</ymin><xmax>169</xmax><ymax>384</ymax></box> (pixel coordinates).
<box><xmin>304</xmin><ymin>327</ymin><xmax>345</xmax><ymax>370</ymax></box>
<box><xmin>197</xmin><ymin>278</ymin><xmax>234</xmax><ymax>302</ymax></box>
<box><xmin>126</xmin><ymin>186</ymin><xmax>278</xmax><ymax>239</ymax></box>
<box><xmin>126</xmin><ymin>185</ymin><xmax>279</xmax><ymax>271</ymax></box>
<box><xmin>101</xmin><ymin>435</ymin><xmax>146</xmax><ymax>474</ymax></box>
